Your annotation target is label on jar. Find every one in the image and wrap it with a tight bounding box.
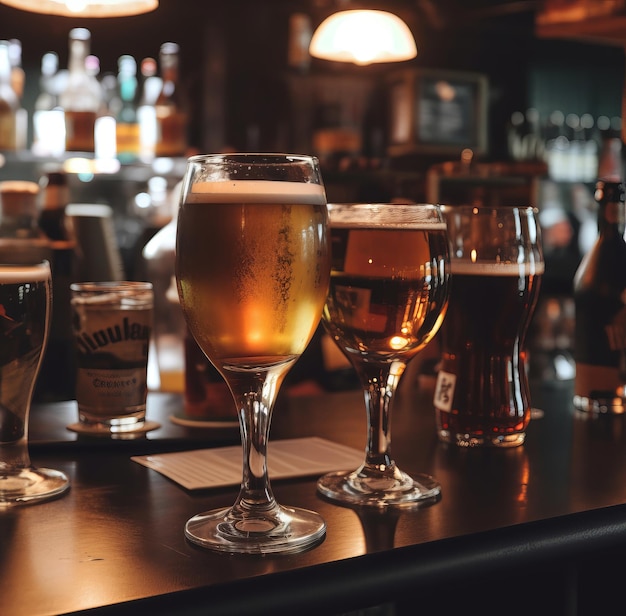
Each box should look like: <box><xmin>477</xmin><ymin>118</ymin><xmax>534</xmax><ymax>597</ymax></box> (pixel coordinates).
<box><xmin>75</xmin><ymin>366</ymin><xmax>147</xmax><ymax>415</ymax></box>
<box><xmin>72</xmin><ymin>306</ymin><xmax>151</xmax><ymax>416</ymax></box>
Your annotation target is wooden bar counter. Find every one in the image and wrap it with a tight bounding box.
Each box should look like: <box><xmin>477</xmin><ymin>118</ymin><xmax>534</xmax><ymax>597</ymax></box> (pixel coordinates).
<box><xmin>4</xmin><ymin>374</ymin><xmax>626</xmax><ymax>615</ymax></box>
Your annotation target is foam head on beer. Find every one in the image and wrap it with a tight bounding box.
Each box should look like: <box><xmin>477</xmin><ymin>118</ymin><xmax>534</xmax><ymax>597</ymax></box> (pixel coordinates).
<box><xmin>187</xmin><ymin>180</ymin><xmax>326</xmax><ymax>204</ymax></box>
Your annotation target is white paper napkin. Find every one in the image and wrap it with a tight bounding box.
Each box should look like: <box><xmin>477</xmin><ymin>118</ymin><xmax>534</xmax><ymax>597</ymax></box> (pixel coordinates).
<box><xmin>131</xmin><ymin>437</ymin><xmax>364</xmax><ymax>490</ymax></box>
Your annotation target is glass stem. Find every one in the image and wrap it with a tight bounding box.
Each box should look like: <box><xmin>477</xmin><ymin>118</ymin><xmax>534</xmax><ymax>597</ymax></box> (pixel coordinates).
<box><xmin>358</xmin><ymin>360</ymin><xmax>406</xmax><ymax>474</ymax></box>
<box><xmin>226</xmin><ymin>367</ymin><xmax>286</xmax><ymax>516</ymax></box>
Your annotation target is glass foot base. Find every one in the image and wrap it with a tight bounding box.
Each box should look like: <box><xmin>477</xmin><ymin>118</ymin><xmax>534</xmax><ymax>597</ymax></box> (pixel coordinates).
<box><xmin>185</xmin><ymin>504</ymin><xmax>326</xmax><ymax>554</ymax></box>
<box><xmin>438</xmin><ymin>429</ymin><xmax>525</xmax><ymax>448</ymax></box>
<box><xmin>317</xmin><ymin>469</ymin><xmax>441</xmax><ymax>508</ymax></box>
<box><xmin>0</xmin><ymin>467</ymin><xmax>70</xmax><ymax>506</ymax></box>
<box><xmin>78</xmin><ymin>410</ymin><xmax>146</xmax><ymax>433</ymax></box>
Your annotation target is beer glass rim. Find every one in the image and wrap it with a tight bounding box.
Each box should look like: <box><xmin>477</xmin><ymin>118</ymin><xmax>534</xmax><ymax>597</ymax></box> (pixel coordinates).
<box><xmin>328</xmin><ymin>202</ymin><xmax>441</xmax><ymax>209</ymax></box>
<box><xmin>186</xmin><ymin>153</ymin><xmax>319</xmax><ymax>166</ymax></box>
<box><xmin>0</xmin><ymin>260</ymin><xmax>50</xmax><ymax>268</ymax></box>
<box><xmin>70</xmin><ymin>281</ymin><xmax>153</xmax><ymax>291</ymax></box>
<box><xmin>0</xmin><ymin>260</ymin><xmax>51</xmax><ymax>279</ymax></box>
<box><xmin>327</xmin><ymin>202</ymin><xmax>444</xmax><ymax>226</ymax></box>
<box><xmin>439</xmin><ymin>204</ymin><xmax>539</xmax><ymax>214</ymax></box>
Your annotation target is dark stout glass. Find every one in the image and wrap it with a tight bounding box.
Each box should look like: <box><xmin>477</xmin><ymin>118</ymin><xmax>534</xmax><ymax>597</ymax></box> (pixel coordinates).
<box><xmin>0</xmin><ymin>263</ymin><xmax>49</xmax><ymax>451</ymax></box>
<box><xmin>435</xmin><ymin>262</ymin><xmax>543</xmax><ymax>445</ymax></box>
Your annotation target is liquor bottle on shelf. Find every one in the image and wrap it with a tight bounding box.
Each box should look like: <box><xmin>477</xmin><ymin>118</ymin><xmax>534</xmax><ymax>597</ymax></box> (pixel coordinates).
<box><xmin>32</xmin><ymin>52</ymin><xmax>65</xmax><ymax>157</ymax></box>
<box><xmin>115</xmin><ymin>55</ymin><xmax>140</xmax><ymax>162</ymax></box>
<box><xmin>573</xmin><ymin>133</ymin><xmax>626</xmax><ymax>413</ymax></box>
<box><xmin>38</xmin><ymin>169</ymin><xmax>76</xmax><ymax>248</ymax></box>
<box><xmin>137</xmin><ymin>57</ymin><xmax>161</xmax><ymax>161</ymax></box>
<box><xmin>8</xmin><ymin>39</ymin><xmax>23</xmax><ymax>102</ymax></box>
<box><xmin>59</xmin><ymin>28</ymin><xmax>102</xmax><ymax>153</ymax></box>
<box><xmin>154</xmin><ymin>42</ymin><xmax>187</xmax><ymax>158</ymax></box>
<box><xmin>8</xmin><ymin>39</ymin><xmax>26</xmax><ymax>150</ymax></box>
<box><xmin>36</xmin><ymin>169</ymin><xmax>79</xmax><ymax>401</ymax></box>
<box><xmin>0</xmin><ymin>40</ymin><xmax>19</xmax><ymax>151</ymax></box>
<box><xmin>95</xmin><ymin>69</ymin><xmax>119</xmax><ymax>159</ymax></box>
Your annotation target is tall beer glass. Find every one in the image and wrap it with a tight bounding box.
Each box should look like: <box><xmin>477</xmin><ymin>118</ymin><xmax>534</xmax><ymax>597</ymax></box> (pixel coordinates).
<box><xmin>318</xmin><ymin>203</ymin><xmax>450</xmax><ymax>507</ymax></box>
<box><xmin>176</xmin><ymin>154</ymin><xmax>330</xmax><ymax>554</ymax></box>
<box><xmin>0</xmin><ymin>261</ymin><xmax>70</xmax><ymax>505</ymax></box>
<box><xmin>434</xmin><ymin>205</ymin><xmax>544</xmax><ymax>447</ymax></box>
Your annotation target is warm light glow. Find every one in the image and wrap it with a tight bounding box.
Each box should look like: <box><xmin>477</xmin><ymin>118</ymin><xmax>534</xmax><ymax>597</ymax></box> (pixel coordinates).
<box><xmin>389</xmin><ymin>336</ymin><xmax>408</xmax><ymax>350</ymax></box>
<box><xmin>0</xmin><ymin>0</ymin><xmax>157</xmax><ymax>17</ymax></box>
<box><xmin>309</xmin><ymin>9</ymin><xmax>417</xmax><ymax>66</ymax></box>
<box><xmin>62</xmin><ymin>157</ymin><xmax>120</xmax><ymax>174</ymax></box>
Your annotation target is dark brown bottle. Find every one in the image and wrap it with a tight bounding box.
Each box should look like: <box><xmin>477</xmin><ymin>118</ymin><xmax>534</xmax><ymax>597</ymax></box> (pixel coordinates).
<box><xmin>154</xmin><ymin>42</ymin><xmax>187</xmax><ymax>158</ymax></box>
<box><xmin>36</xmin><ymin>170</ymin><xmax>79</xmax><ymax>401</ymax></box>
<box><xmin>573</xmin><ymin>136</ymin><xmax>626</xmax><ymax>412</ymax></box>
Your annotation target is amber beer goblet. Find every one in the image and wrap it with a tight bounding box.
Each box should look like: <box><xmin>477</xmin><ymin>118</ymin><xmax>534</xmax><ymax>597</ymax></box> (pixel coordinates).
<box><xmin>434</xmin><ymin>205</ymin><xmax>544</xmax><ymax>447</ymax></box>
<box><xmin>318</xmin><ymin>203</ymin><xmax>450</xmax><ymax>507</ymax></box>
<box><xmin>175</xmin><ymin>153</ymin><xmax>330</xmax><ymax>554</ymax></box>
<box><xmin>0</xmin><ymin>261</ymin><xmax>70</xmax><ymax>505</ymax></box>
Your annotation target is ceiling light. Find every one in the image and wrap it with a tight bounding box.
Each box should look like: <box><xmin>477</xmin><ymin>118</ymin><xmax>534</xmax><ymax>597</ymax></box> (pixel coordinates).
<box><xmin>309</xmin><ymin>9</ymin><xmax>417</xmax><ymax>66</ymax></box>
<box><xmin>0</xmin><ymin>0</ymin><xmax>157</xmax><ymax>18</ymax></box>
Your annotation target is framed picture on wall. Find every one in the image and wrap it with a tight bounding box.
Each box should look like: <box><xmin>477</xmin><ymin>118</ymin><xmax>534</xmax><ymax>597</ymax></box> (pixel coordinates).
<box><xmin>387</xmin><ymin>68</ymin><xmax>489</xmax><ymax>158</ymax></box>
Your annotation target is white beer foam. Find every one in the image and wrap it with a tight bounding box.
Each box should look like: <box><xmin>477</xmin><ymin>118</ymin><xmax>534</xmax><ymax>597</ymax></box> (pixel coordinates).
<box><xmin>0</xmin><ymin>262</ymin><xmax>49</xmax><ymax>283</ymax></box>
<box><xmin>188</xmin><ymin>180</ymin><xmax>326</xmax><ymax>205</ymax></box>
<box><xmin>451</xmin><ymin>260</ymin><xmax>545</xmax><ymax>276</ymax></box>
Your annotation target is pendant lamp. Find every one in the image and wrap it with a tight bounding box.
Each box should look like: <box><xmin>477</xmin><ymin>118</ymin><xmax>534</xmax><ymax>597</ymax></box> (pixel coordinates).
<box><xmin>0</xmin><ymin>0</ymin><xmax>157</xmax><ymax>17</ymax></box>
<box><xmin>309</xmin><ymin>9</ymin><xmax>417</xmax><ymax>66</ymax></box>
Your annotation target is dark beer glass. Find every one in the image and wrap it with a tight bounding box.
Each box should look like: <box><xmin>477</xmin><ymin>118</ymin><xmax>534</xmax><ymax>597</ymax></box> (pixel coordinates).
<box><xmin>0</xmin><ymin>261</ymin><xmax>70</xmax><ymax>504</ymax></box>
<box><xmin>434</xmin><ymin>205</ymin><xmax>544</xmax><ymax>448</ymax></box>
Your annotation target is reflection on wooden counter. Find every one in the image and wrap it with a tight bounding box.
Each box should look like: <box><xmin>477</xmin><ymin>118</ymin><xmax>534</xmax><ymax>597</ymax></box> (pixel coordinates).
<box><xmin>10</xmin><ymin>376</ymin><xmax>626</xmax><ymax>614</ymax></box>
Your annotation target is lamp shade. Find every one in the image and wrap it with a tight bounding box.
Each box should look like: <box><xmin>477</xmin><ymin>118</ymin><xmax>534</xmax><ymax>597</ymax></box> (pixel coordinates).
<box><xmin>0</xmin><ymin>0</ymin><xmax>157</xmax><ymax>17</ymax></box>
<box><xmin>309</xmin><ymin>9</ymin><xmax>417</xmax><ymax>66</ymax></box>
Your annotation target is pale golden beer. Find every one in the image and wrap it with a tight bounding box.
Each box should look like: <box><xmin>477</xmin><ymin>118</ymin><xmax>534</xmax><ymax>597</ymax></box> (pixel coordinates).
<box><xmin>177</xmin><ymin>179</ymin><xmax>329</xmax><ymax>372</ymax></box>
<box><xmin>175</xmin><ymin>154</ymin><xmax>330</xmax><ymax>554</ymax></box>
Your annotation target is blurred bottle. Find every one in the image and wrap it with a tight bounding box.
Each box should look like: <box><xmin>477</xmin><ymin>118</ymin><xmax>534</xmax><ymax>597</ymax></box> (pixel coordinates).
<box><xmin>36</xmin><ymin>170</ymin><xmax>79</xmax><ymax>401</ymax></box>
<box><xmin>154</xmin><ymin>42</ymin><xmax>187</xmax><ymax>158</ymax></box>
<box><xmin>94</xmin><ymin>69</ymin><xmax>118</xmax><ymax>159</ymax></box>
<box><xmin>287</xmin><ymin>13</ymin><xmax>312</xmax><ymax>73</ymax></box>
<box><xmin>573</xmin><ymin>134</ymin><xmax>626</xmax><ymax>413</ymax></box>
<box><xmin>142</xmin><ymin>215</ymin><xmax>185</xmax><ymax>393</ymax></box>
<box><xmin>32</xmin><ymin>52</ymin><xmax>66</xmax><ymax>157</ymax></box>
<box><xmin>39</xmin><ymin>170</ymin><xmax>72</xmax><ymax>241</ymax></box>
<box><xmin>0</xmin><ymin>40</ymin><xmax>19</xmax><ymax>151</ymax></box>
<box><xmin>60</xmin><ymin>28</ymin><xmax>101</xmax><ymax>153</ymax></box>
<box><xmin>137</xmin><ymin>57</ymin><xmax>161</xmax><ymax>161</ymax></box>
<box><xmin>115</xmin><ymin>55</ymin><xmax>140</xmax><ymax>162</ymax></box>
<box><xmin>34</xmin><ymin>52</ymin><xmax>60</xmax><ymax>112</ymax></box>
<box><xmin>89</xmin><ymin>57</ymin><xmax>118</xmax><ymax>160</ymax></box>
<box><xmin>580</xmin><ymin>112</ymin><xmax>599</xmax><ymax>182</ymax></box>
<box><xmin>142</xmin><ymin>189</ymin><xmax>232</xmax><ymax>418</ymax></box>
<box><xmin>8</xmin><ymin>39</ymin><xmax>23</xmax><ymax>102</ymax></box>
<box><xmin>8</xmin><ymin>39</ymin><xmax>26</xmax><ymax>150</ymax></box>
